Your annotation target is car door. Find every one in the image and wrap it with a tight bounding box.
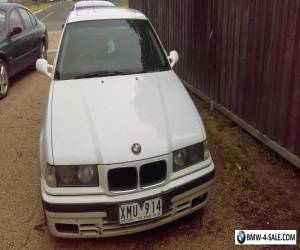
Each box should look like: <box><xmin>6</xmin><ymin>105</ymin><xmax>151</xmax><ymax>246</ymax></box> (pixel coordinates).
<box><xmin>5</xmin><ymin>8</ymin><xmax>26</xmax><ymax>76</ymax></box>
<box><xmin>17</xmin><ymin>8</ymin><xmax>37</xmax><ymax>66</ymax></box>
<box><xmin>26</xmin><ymin>10</ymin><xmax>41</xmax><ymax>61</ymax></box>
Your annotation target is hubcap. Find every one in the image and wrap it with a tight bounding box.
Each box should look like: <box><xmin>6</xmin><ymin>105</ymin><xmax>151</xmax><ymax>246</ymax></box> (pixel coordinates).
<box><xmin>0</xmin><ymin>64</ymin><xmax>8</xmax><ymax>96</ymax></box>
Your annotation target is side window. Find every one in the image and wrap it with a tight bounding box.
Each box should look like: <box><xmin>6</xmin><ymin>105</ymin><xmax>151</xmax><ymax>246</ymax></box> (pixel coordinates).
<box><xmin>9</xmin><ymin>9</ymin><xmax>24</xmax><ymax>33</ymax></box>
<box><xmin>18</xmin><ymin>8</ymin><xmax>32</xmax><ymax>29</ymax></box>
<box><xmin>27</xmin><ymin>10</ymin><xmax>37</xmax><ymax>26</ymax></box>
<box><xmin>0</xmin><ymin>10</ymin><xmax>6</xmax><ymax>33</ymax></box>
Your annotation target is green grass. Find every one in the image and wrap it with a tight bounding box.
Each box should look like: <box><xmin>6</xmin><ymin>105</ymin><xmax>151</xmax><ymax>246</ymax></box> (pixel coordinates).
<box><xmin>27</xmin><ymin>2</ymin><xmax>54</xmax><ymax>13</ymax></box>
<box><xmin>115</xmin><ymin>0</ymin><xmax>128</xmax><ymax>8</ymax></box>
<box><xmin>222</xmin><ymin>142</ymin><xmax>241</xmax><ymax>166</ymax></box>
<box><xmin>116</xmin><ymin>3</ymin><xmax>128</xmax><ymax>8</ymax></box>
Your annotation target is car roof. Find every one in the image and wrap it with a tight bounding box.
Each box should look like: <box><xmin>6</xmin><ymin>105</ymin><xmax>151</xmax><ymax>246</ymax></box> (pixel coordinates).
<box><xmin>0</xmin><ymin>3</ymin><xmax>24</xmax><ymax>11</ymax></box>
<box><xmin>68</xmin><ymin>7</ymin><xmax>147</xmax><ymax>23</ymax></box>
<box><xmin>74</xmin><ymin>0</ymin><xmax>115</xmax><ymax>9</ymax></box>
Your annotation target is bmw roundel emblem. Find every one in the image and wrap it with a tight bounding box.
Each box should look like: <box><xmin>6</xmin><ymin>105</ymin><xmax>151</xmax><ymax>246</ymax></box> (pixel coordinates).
<box><xmin>237</xmin><ymin>230</ymin><xmax>246</xmax><ymax>244</ymax></box>
<box><xmin>131</xmin><ymin>143</ymin><xmax>142</xmax><ymax>155</ymax></box>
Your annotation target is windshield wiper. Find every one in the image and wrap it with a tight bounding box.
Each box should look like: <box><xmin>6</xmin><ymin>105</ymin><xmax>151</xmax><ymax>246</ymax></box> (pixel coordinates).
<box><xmin>75</xmin><ymin>71</ymin><xmax>128</xmax><ymax>79</ymax></box>
<box><xmin>137</xmin><ymin>67</ymin><xmax>169</xmax><ymax>74</ymax></box>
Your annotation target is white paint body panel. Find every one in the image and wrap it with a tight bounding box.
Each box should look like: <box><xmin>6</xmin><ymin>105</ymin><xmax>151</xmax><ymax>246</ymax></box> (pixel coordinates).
<box><xmin>50</xmin><ymin>71</ymin><xmax>206</xmax><ymax>165</ymax></box>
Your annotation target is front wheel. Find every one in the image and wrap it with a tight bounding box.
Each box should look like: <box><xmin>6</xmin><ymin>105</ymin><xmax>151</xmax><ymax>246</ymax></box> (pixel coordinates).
<box><xmin>0</xmin><ymin>59</ymin><xmax>9</xmax><ymax>100</ymax></box>
<box><xmin>40</xmin><ymin>41</ymin><xmax>47</xmax><ymax>60</ymax></box>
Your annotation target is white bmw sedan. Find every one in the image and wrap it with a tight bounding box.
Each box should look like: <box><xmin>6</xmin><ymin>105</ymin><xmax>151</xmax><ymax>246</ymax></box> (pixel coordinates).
<box><xmin>36</xmin><ymin>7</ymin><xmax>215</xmax><ymax>238</ymax></box>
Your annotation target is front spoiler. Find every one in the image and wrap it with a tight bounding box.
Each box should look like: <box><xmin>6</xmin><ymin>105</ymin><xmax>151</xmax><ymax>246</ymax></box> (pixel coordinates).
<box><xmin>42</xmin><ymin>164</ymin><xmax>215</xmax><ymax>238</ymax></box>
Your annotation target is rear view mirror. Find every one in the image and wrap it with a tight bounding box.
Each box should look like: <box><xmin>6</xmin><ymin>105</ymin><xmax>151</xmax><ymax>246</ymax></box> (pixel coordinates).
<box><xmin>9</xmin><ymin>27</ymin><xmax>22</xmax><ymax>37</ymax></box>
<box><xmin>168</xmin><ymin>50</ymin><xmax>179</xmax><ymax>68</ymax></box>
<box><xmin>36</xmin><ymin>58</ymin><xmax>53</xmax><ymax>78</ymax></box>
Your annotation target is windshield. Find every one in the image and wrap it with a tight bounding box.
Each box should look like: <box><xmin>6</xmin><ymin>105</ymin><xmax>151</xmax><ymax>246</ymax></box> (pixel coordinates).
<box><xmin>0</xmin><ymin>10</ymin><xmax>6</xmax><ymax>33</ymax></box>
<box><xmin>55</xmin><ymin>19</ymin><xmax>170</xmax><ymax>80</ymax></box>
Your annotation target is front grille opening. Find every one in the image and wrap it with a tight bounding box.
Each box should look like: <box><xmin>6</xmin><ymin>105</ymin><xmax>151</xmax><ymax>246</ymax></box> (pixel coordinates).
<box><xmin>140</xmin><ymin>161</ymin><xmax>167</xmax><ymax>187</ymax></box>
<box><xmin>191</xmin><ymin>193</ymin><xmax>208</xmax><ymax>208</ymax></box>
<box><xmin>55</xmin><ymin>223</ymin><xmax>79</xmax><ymax>234</ymax></box>
<box><xmin>108</xmin><ymin>167</ymin><xmax>137</xmax><ymax>192</ymax></box>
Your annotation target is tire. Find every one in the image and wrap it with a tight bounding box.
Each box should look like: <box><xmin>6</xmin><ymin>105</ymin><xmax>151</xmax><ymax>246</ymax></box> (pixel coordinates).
<box><xmin>32</xmin><ymin>41</ymin><xmax>47</xmax><ymax>71</ymax></box>
<box><xmin>40</xmin><ymin>41</ymin><xmax>47</xmax><ymax>60</ymax></box>
<box><xmin>0</xmin><ymin>59</ymin><xmax>9</xmax><ymax>100</ymax></box>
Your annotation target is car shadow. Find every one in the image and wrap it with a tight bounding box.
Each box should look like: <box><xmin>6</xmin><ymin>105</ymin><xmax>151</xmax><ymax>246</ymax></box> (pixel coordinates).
<box><xmin>10</xmin><ymin>67</ymin><xmax>35</xmax><ymax>85</ymax></box>
<box><xmin>9</xmin><ymin>52</ymin><xmax>55</xmax><ymax>91</ymax></box>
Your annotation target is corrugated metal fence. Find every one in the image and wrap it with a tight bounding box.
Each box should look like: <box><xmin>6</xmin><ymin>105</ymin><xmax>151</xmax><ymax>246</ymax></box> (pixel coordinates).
<box><xmin>129</xmin><ymin>0</ymin><xmax>300</xmax><ymax>168</ymax></box>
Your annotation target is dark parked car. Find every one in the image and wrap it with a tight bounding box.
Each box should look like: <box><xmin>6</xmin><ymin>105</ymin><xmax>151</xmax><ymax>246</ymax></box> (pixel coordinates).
<box><xmin>0</xmin><ymin>3</ymin><xmax>48</xmax><ymax>99</ymax></box>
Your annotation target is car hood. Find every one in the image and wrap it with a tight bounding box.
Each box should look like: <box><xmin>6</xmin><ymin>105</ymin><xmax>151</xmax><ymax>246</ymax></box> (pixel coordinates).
<box><xmin>50</xmin><ymin>70</ymin><xmax>206</xmax><ymax>165</ymax></box>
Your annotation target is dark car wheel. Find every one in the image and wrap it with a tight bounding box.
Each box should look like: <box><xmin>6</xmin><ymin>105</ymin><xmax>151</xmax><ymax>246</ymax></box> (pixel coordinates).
<box><xmin>0</xmin><ymin>59</ymin><xmax>9</xmax><ymax>100</ymax></box>
<box><xmin>40</xmin><ymin>41</ymin><xmax>47</xmax><ymax>60</ymax></box>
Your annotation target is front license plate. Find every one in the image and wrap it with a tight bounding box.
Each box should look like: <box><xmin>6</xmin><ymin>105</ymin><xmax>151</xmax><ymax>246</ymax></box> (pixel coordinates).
<box><xmin>119</xmin><ymin>197</ymin><xmax>162</xmax><ymax>224</ymax></box>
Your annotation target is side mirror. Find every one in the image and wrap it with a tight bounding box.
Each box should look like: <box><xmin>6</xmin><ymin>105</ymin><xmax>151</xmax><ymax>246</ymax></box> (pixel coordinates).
<box><xmin>168</xmin><ymin>50</ymin><xmax>179</xmax><ymax>68</ymax></box>
<box><xmin>36</xmin><ymin>58</ymin><xmax>53</xmax><ymax>78</ymax></box>
<box><xmin>9</xmin><ymin>26</ymin><xmax>22</xmax><ymax>37</ymax></box>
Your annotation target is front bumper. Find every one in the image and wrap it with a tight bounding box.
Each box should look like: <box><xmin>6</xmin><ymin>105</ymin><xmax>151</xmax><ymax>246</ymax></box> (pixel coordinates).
<box><xmin>42</xmin><ymin>163</ymin><xmax>215</xmax><ymax>238</ymax></box>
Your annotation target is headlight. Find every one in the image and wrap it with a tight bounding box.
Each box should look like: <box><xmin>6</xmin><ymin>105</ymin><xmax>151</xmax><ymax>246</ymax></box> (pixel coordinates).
<box><xmin>45</xmin><ymin>164</ymin><xmax>56</xmax><ymax>187</ymax></box>
<box><xmin>57</xmin><ymin>166</ymin><xmax>77</xmax><ymax>186</ymax></box>
<box><xmin>44</xmin><ymin>164</ymin><xmax>99</xmax><ymax>187</ymax></box>
<box><xmin>173</xmin><ymin>148</ymin><xmax>188</xmax><ymax>168</ymax></box>
<box><xmin>173</xmin><ymin>141</ymin><xmax>210</xmax><ymax>172</ymax></box>
<box><xmin>78</xmin><ymin>165</ymin><xmax>96</xmax><ymax>184</ymax></box>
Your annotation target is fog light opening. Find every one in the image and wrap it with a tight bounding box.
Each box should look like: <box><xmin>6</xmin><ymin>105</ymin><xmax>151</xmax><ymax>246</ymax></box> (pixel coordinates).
<box><xmin>55</xmin><ymin>223</ymin><xmax>79</xmax><ymax>234</ymax></box>
<box><xmin>191</xmin><ymin>193</ymin><xmax>208</xmax><ymax>208</ymax></box>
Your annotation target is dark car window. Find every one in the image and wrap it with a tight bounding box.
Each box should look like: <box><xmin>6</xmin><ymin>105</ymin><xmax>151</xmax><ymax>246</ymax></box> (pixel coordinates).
<box><xmin>18</xmin><ymin>8</ymin><xmax>32</xmax><ymax>29</ymax></box>
<box><xmin>0</xmin><ymin>10</ymin><xmax>6</xmax><ymax>33</ymax></box>
<box><xmin>9</xmin><ymin>9</ymin><xmax>24</xmax><ymax>33</ymax></box>
<box><xmin>27</xmin><ymin>10</ymin><xmax>37</xmax><ymax>26</ymax></box>
<box><xmin>55</xmin><ymin>19</ymin><xmax>170</xmax><ymax>80</ymax></box>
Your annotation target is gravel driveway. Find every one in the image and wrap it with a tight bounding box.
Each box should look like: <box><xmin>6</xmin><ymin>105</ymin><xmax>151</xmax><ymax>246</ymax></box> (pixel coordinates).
<box><xmin>0</xmin><ymin>33</ymin><xmax>299</xmax><ymax>250</ymax></box>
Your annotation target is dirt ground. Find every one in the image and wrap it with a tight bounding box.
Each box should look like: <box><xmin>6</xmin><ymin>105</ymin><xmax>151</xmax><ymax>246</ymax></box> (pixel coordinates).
<box><xmin>48</xmin><ymin>31</ymin><xmax>62</xmax><ymax>52</ymax></box>
<box><xmin>0</xmin><ymin>33</ymin><xmax>299</xmax><ymax>250</ymax></box>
